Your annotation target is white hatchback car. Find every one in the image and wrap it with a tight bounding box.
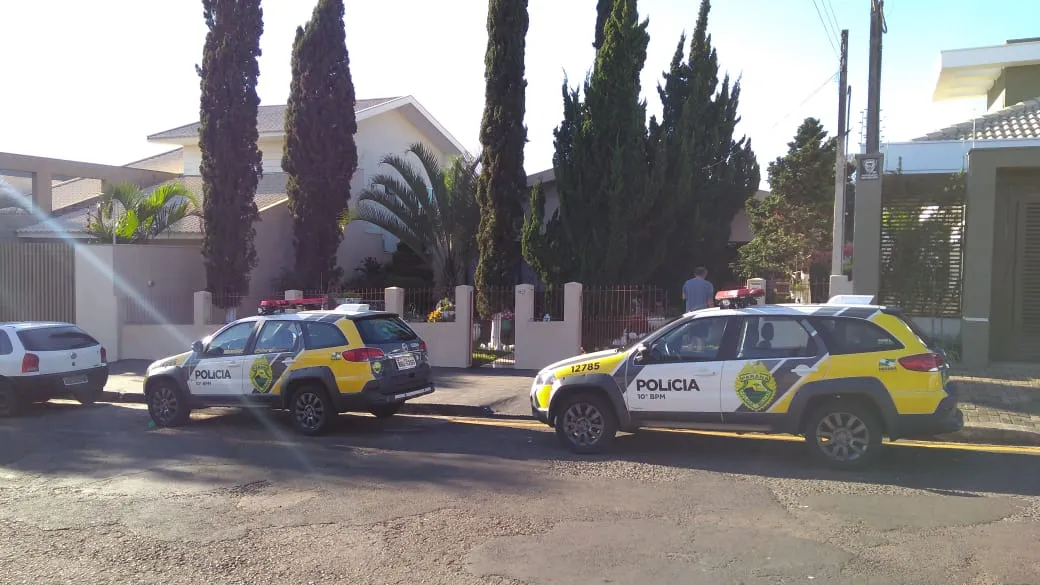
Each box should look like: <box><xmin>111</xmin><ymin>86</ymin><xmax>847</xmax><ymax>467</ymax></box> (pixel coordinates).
<box><xmin>0</xmin><ymin>322</ymin><xmax>109</xmax><ymax>416</ymax></box>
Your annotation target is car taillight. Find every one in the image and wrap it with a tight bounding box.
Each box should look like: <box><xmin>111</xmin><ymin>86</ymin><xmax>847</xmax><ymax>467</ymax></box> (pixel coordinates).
<box><xmin>100</xmin><ymin>347</ymin><xmax>107</xmax><ymax>363</ymax></box>
<box><xmin>21</xmin><ymin>353</ymin><xmax>39</xmax><ymax>373</ymax></box>
<box><xmin>342</xmin><ymin>348</ymin><xmax>386</xmax><ymax>362</ymax></box>
<box><xmin>419</xmin><ymin>341</ymin><xmax>427</xmax><ymax>352</ymax></box>
<box><xmin>898</xmin><ymin>352</ymin><xmax>945</xmax><ymax>372</ymax></box>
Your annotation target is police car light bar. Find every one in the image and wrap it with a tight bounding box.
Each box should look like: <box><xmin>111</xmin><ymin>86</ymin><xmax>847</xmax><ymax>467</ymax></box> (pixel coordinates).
<box><xmin>826</xmin><ymin>294</ymin><xmax>875</xmax><ymax>305</ymax></box>
<box><xmin>333</xmin><ymin>303</ymin><xmax>370</xmax><ymax>313</ymax></box>
<box><xmin>713</xmin><ymin>287</ymin><xmax>765</xmax><ymax>309</ymax></box>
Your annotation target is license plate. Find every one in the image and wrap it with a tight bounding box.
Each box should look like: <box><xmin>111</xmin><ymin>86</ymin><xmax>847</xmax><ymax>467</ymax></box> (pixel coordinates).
<box><xmin>63</xmin><ymin>375</ymin><xmax>89</xmax><ymax>386</ymax></box>
<box><xmin>395</xmin><ymin>354</ymin><xmax>417</xmax><ymax>370</ymax></box>
<box><xmin>397</xmin><ymin>387</ymin><xmax>432</xmax><ymax>399</ymax></box>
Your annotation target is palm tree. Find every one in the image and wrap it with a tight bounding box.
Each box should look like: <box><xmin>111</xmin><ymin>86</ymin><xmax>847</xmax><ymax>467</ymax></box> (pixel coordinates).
<box><xmin>343</xmin><ymin>143</ymin><xmax>479</xmax><ymax>289</ymax></box>
<box><xmin>85</xmin><ymin>182</ymin><xmax>202</xmax><ymax>244</ymax></box>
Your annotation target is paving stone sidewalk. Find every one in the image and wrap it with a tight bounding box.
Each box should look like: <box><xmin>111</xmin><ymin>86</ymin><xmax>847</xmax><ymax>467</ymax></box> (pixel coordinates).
<box><xmin>948</xmin><ymin>364</ymin><xmax>1040</xmax><ymax>443</ymax></box>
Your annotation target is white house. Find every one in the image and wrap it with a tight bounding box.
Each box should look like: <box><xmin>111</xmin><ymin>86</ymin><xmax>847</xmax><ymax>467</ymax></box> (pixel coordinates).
<box><xmin>14</xmin><ymin>95</ymin><xmax>468</xmax><ymax>297</ymax></box>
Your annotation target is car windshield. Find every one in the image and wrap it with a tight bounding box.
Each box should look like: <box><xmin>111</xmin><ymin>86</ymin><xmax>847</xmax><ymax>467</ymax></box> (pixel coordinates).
<box><xmin>621</xmin><ymin>315</ymin><xmax>684</xmax><ymax>351</ymax></box>
<box><xmin>17</xmin><ymin>326</ymin><xmax>98</xmax><ymax>351</ymax></box>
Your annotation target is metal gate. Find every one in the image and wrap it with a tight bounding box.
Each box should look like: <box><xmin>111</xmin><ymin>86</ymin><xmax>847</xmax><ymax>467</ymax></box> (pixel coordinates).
<box><xmin>1011</xmin><ymin>200</ymin><xmax>1040</xmax><ymax>360</ymax></box>
<box><xmin>0</xmin><ymin>241</ymin><xmax>75</xmax><ymax>323</ymax></box>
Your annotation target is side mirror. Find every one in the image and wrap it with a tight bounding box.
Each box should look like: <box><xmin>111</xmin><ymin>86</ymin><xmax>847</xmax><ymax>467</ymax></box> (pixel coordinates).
<box><xmin>191</xmin><ymin>340</ymin><xmax>204</xmax><ymax>354</ymax></box>
<box><xmin>633</xmin><ymin>346</ymin><xmax>647</xmax><ymax>364</ymax></box>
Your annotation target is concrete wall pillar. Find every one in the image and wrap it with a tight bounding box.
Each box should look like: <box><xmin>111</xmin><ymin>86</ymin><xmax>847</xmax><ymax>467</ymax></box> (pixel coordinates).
<box><xmin>852</xmin><ymin>153</ymin><xmax>884</xmax><ymax>297</ymax></box>
<box><xmin>193</xmin><ymin>291</ymin><xmax>212</xmax><ymax>327</ymax></box>
<box><xmin>385</xmin><ymin>287</ymin><xmax>405</xmax><ymax>316</ymax></box>
<box><xmin>962</xmin><ymin>151</ymin><xmax>998</xmax><ymax>367</ymax></box>
<box><xmin>74</xmin><ymin>245</ymin><xmax>121</xmax><ymax>360</ymax></box>
<box><xmin>747</xmin><ymin>278</ymin><xmax>766</xmax><ymax>305</ymax></box>
<box><xmin>455</xmin><ymin>285</ymin><xmax>474</xmax><ymax>367</ymax></box>
<box><xmin>32</xmin><ymin>170</ymin><xmax>52</xmax><ymax>215</ymax></box>
<box><xmin>515</xmin><ymin>284</ymin><xmax>535</xmax><ymax>323</ymax></box>
<box><xmin>564</xmin><ymin>282</ymin><xmax>583</xmax><ymax>325</ymax></box>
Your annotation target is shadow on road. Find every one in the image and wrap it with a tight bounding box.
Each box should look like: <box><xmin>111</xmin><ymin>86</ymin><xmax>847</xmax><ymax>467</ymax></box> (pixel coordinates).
<box><xmin>2</xmin><ymin>400</ymin><xmax>1038</xmax><ymax>498</ymax></box>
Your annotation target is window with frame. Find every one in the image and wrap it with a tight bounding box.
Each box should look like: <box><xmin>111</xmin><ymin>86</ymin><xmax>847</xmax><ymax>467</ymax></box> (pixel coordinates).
<box><xmin>303</xmin><ymin>322</ymin><xmax>348</xmax><ymax>350</ymax></box>
<box><xmin>253</xmin><ymin>321</ymin><xmax>302</xmax><ymax>354</ymax></box>
<box><xmin>815</xmin><ymin>318</ymin><xmax>902</xmax><ymax>354</ymax></box>
<box><xmin>649</xmin><ymin>318</ymin><xmax>728</xmax><ymax>362</ymax></box>
<box><xmin>206</xmin><ymin>322</ymin><xmax>255</xmax><ymax>356</ymax></box>
<box><xmin>736</xmin><ymin>317</ymin><xmax>818</xmax><ymax>360</ymax></box>
<box><xmin>0</xmin><ymin>331</ymin><xmax>11</xmax><ymax>355</ymax></box>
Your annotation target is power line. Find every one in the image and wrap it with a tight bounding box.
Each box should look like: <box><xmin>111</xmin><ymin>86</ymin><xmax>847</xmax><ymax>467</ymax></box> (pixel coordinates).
<box><xmin>810</xmin><ymin>0</ymin><xmax>839</xmax><ymax>56</ymax></box>
<box><xmin>767</xmin><ymin>71</ymin><xmax>839</xmax><ymax>132</ymax></box>
<box><xmin>821</xmin><ymin>0</ymin><xmax>841</xmax><ymax>39</ymax></box>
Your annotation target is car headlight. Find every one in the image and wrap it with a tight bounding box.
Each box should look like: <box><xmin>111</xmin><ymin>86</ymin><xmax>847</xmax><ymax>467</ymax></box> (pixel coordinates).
<box><xmin>534</xmin><ymin>371</ymin><xmax>555</xmax><ymax>386</ymax></box>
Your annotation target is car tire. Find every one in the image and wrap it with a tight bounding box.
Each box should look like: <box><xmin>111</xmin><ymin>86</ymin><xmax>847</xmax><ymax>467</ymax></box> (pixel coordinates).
<box><xmin>554</xmin><ymin>392</ymin><xmax>618</xmax><ymax>454</ymax></box>
<box><xmin>804</xmin><ymin>400</ymin><xmax>883</xmax><ymax>470</ymax></box>
<box><xmin>0</xmin><ymin>379</ymin><xmax>24</xmax><ymax>417</ymax></box>
<box><xmin>74</xmin><ymin>387</ymin><xmax>103</xmax><ymax>406</ymax></box>
<box><xmin>369</xmin><ymin>403</ymin><xmax>402</xmax><ymax>419</ymax></box>
<box><xmin>147</xmin><ymin>382</ymin><xmax>191</xmax><ymax>427</ymax></box>
<box><xmin>289</xmin><ymin>385</ymin><xmax>334</xmax><ymax>436</ymax></box>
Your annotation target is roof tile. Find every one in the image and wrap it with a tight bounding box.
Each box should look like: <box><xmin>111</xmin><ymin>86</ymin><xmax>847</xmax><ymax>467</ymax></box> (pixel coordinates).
<box><xmin>914</xmin><ymin>98</ymin><xmax>1040</xmax><ymax>142</ymax></box>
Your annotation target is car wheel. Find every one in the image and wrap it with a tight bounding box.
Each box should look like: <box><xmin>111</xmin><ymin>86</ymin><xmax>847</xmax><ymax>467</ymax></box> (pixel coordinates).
<box><xmin>0</xmin><ymin>379</ymin><xmax>24</xmax><ymax>417</ymax></box>
<box><xmin>74</xmin><ymin>387</ymin><xmax>103</xmax><ymax>406</ymax></box>
<box><xmin>290</xmin><ymin>386</ymin><xmax>334</xmax><ymax>436</ymax></box>
<box><xmin>805</xmin><ymin>401</ymin><xmax>883</xmax><ymax>469</ymax></box>
<box><xmin>554</xmin><ymin>392</ymin><xmax>617</xmax><ymax>454</ymax></box>
<box><xmin>369</xmin><ymin>403</ymin><xmax>402</xmax><ymax>419</ymax></box>
<box><xmin>147</xmin><ymin>382</ymin><xmax>191</xmax><ymax>427</ymax></box>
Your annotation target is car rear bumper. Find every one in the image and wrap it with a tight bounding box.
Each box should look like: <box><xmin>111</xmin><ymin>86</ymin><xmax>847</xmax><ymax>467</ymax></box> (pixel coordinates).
<box><xmin>334</xmin><ymin>364</ymin><xmax>434</xmax><ymax>412</ymax></box>
<box><xmin>8</xmin><ymin>366</ymin><xmax>109</xmax><ymax>400</ymax></box>
<box><xmin>893</xmin><ymin>394</ymin><xmax>964</xmax><ymax>439</ymax></box>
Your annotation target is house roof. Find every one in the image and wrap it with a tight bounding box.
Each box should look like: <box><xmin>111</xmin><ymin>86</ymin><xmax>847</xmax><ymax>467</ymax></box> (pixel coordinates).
<box><xmin>913</xmin><ymin>98</ymin><xmax>1040</xmax><ymax>142</ymax></box>
<box><xmin>17</xmin><ymin>173</ymin><xmax>289</xmax><ymax>238</ymax></box>
<box><xmin>933</xmin><ymin>39</ymin><xmax>1040</xmax><ymax>101</ymax></box>
<box><xmin>147</xmin><ymin>98</ymin><xmax>403</xmax><ymax>141</ymax></box>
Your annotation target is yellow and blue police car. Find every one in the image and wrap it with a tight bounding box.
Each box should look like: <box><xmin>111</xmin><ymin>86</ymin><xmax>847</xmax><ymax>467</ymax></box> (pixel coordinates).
<box><xmin>530</xmin><ymin>294</ymin><xmax>961</xmax><ymax>468</ymax></box>
<box><xmin>143</xmin><ymin>304</ymin><xmax>433</xmax><ymax>435</ymax></box>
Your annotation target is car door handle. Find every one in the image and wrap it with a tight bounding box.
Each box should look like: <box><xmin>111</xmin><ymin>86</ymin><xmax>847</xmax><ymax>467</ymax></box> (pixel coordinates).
<box><xmin>693</xmin><ymin>368</ymin><xmax>717</xmax><ymax>376</ymax></box>
<box><xmin>792</xmin><ymin>365</ymin><xmax>817</xmax><ymax>375</ymax></box>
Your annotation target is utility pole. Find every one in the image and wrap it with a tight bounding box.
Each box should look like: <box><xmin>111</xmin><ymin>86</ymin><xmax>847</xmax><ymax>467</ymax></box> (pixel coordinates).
<box><xmin>830</xmin><ymin>29</ymin><xmax>849</xmax><ymax>276</ymax></box>
<box><xmin>866</xmin><ymin>0</ymin><xmax>885</xmax><ymax>153</ymax></box>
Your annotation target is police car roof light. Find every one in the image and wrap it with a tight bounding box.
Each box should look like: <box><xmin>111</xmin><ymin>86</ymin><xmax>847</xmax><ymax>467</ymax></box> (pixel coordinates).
<box><xmin>334</xmin><ymin>303</ymin><xmax>370</xmax><ymax>313</ymax></box>
<box><xmin>826</xmin><ymin>294</ymin><xmax>875</xmax><ymax>306</ymax></box>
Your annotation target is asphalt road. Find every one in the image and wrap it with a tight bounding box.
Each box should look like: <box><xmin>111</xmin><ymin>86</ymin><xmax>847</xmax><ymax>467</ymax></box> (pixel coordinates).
<box><xmin>2</xmin><ymin>401</ymin><xmax>1040</xmax><ymax>585</ymax></box>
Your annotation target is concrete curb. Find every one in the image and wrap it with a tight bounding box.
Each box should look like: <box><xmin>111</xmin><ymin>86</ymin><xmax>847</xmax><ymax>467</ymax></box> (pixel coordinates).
<box><xmin>936</xmin><ymin>424</ymin><xmax>1040</xmax><ymax>447</ymax></box>
<box><xmin>101</xmin><ymin>392</ymin><xmax>1040</xmax><ymax>447</ymax></box>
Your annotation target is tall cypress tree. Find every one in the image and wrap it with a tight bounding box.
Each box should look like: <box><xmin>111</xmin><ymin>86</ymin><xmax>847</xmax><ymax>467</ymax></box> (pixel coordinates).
<box><xmin>475</xmin><ymin>0</ymin><xmax>529</xmax><ymax>317</ymax></box>
<box><xmin>524</xmin><ymin>0</ymin><xmax>651</xmax><ymax>285</ymax></box>
<box><xmin>198</xmin><ymin>0</ymin><xmax>264</xmax><ymax>308</ymax></box>
<box><xmin>283</xmin><ymin>0</ymin><xmax>359</xmax><ymax>291</ymax></box>
<box><xmin>648</xmin><ymin>0</ymin><xmax>760</xmax><ymax>290</ymax></box>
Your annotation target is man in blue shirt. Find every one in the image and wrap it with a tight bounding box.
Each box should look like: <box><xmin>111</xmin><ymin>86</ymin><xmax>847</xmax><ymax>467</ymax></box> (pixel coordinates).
<box><xmin>682</xmin><ymin>267</ymin><xmax>714</xmax><ymax>312</ymax></box>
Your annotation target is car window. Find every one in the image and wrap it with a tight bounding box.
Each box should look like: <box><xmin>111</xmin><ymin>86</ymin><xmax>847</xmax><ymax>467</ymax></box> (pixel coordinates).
<box><xmin>253</xmin><ymin>321</ymin><xmax>302</xmax><ymax>354</ymax></box>
<box><xmin>650</xmin><ymin>318</ymin><xmax>727</xmax><ymax>362</ymax></box>
<box><xmin>354</xmin><ymin>316</ymin><xmax>418</xmax><ymax>344</ymax></box>
<box><xmin>736</xmin><ymin>317</ymin><xmax>818</xmax><ymax>359</ymax></box>
<box><xmin>206</xmin><ymin>322</ymin><xmax>255</xmax><ymax>356</ymax></box>
<box><xmin>0</xmin><ymin>331</ymin><xmax>11</xmax><ymax>355</ymax></box>
<box><xmin>303</xmin><ymin>322</ymin><xmax>348</xmax><ymax>350</ymax></box>
<box><xmin>816</xmin><ymin>318</ymin><xmax>902</xmax><ymax>354</ymax></box>
<box><xmin>16</xmin><ymin>326</ymin><xmax>98</xmax><ymax>352</ymax></box>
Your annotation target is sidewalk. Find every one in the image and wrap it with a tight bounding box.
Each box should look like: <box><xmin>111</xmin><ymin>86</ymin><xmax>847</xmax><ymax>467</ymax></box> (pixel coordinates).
<box><xmin>100</xmin><ymin>361</ymin><xmax>1040</xmax><ymax>446</ymax></box>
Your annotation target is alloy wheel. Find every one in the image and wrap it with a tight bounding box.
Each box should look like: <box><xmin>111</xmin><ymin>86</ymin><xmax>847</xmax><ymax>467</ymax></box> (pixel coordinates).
<box><xmin>152</xmin><ymin>387</ymin><xmax>179</xmax><ymax>424</ymax></box>
<box><xmin>561</xmin><ymin>401</ymin><xmax>605</xmax><ymax>447</ymax></box>
<box><xmin>815</xmin><ymin>411</ymin><xmax>871</xmax><ymax>462</ymax></box>
<box><xmin>294</xmin><ymin>391</ymin><xmax>326</xmax><ymax>432</ymax></box>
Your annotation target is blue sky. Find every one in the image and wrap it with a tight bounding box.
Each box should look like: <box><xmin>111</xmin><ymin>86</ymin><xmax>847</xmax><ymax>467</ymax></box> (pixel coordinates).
<box><xmin>3</xmin><ymin>0</ymin><xmax>1039</xmax><ymax>183</ymax></box>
